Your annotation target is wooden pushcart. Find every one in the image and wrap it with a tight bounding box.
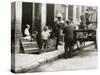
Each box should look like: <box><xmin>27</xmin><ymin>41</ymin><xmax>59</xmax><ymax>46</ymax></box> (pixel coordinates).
<box><xmin>73</xmin><ymin>29</ymin><xmax>96</xmax><ymax>50</ymax></box>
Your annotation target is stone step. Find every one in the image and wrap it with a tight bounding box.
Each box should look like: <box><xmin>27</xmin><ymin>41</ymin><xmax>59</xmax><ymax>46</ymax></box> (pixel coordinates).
<box><xmin>24</xmin><ymin>47</ymin><xmax>39</xmax><ymax>51</ymax></box>
<box><xmin>23</xmin><ymin>46</ymin><xmax>38</xmax><ymax>49</ymax></box>
<box><xmin>21</xmin><ymin>38</ymin><xmax>39</xmax><ymax>53</ymax></box>
<box><xmin>22</xmin><ymin>44</ymin><xmax>38</xmax><ymax>48</ymax></box>
<box><xmin>24</xmin><ymin>48</ymin><xmax>39</xmax><ymax>54</ymax></box>
<box><xmin>22</xmin><ymin>41</ymin><xmax>37</xmax><ymax>45</ymax></box>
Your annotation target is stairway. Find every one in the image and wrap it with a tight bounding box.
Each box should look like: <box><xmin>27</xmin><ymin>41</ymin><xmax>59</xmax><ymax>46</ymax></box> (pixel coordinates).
<box><xmin>20</xmin><ymin>38</ymin><xmax>39</xmax><ymax>54</ymax></box>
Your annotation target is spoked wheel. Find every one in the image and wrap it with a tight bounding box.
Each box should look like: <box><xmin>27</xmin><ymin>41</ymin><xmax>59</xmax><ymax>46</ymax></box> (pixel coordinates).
<box><xmin>79</xmin><ymin>41</ymin><xmax>85</xmax><ymax>50</ymax></box>
<box><xmin>76</xmin><ymin>41</ymin><xmax>85</xmax><ymax>50</ymax></box>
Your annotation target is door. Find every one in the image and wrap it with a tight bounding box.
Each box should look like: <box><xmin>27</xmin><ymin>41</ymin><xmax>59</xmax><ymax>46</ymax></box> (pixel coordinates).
<box><xmin>22</xmin><ymin>2</ymin><xmax>33</xmax><ymax>36</ymax></box>
<box><xmin>46</xmin><ymin>4</ymin><xmax>55</xmax><ymax>27</ymax></box>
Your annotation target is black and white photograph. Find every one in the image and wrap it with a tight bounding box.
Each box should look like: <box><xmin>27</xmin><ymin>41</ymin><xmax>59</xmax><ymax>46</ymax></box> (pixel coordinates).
<box><xmin>11</xmin><ymin>1</ymin><xmax>98</xmax><ymax>73</ymax></box>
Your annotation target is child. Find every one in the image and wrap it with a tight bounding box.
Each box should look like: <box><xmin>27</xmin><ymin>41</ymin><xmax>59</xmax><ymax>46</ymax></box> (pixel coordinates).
<box><xmin>24</xmin><ymin>24</ymin><xmax>32</xmax><ymax>41</ymax></box>
<box><xmin>41</xmin><ymin>26</ymin><xmax>50</xmax><ymax>51</ymax></box>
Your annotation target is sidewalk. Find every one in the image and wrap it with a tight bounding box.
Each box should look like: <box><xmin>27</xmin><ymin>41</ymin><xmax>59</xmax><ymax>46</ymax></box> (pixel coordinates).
<box><xmin>11</xmin><ymin>45</ymin><xmax>64</xmax><ymax>73</ymax></box>
<box><xmin>11</xmin><ymin>42</ymin><xmax>94</xmax><ymax>73</ymax></box>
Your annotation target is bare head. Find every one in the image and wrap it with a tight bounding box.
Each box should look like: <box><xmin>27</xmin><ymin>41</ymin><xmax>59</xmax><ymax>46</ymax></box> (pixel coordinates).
<box><xmin>86</xmin><ymin>9</ymin><xmax>89</xmax><ymax>11</ymax></box>
<box><xmin>57</xmin><ymin>16</ymin><xmax>61</xmax><ymax>21</ymax></box>
<box><xmin>66</xmin><ymin>20</ymin><xmax>70</xmax><ymax>25</ymax></box>
<box><xmin>26</xmin><ymin>24</ymin><xmax>30</xmax><ymax>29</ymax></box>
<box><xmin>44</xmin><ymin>26</ymin><xmax>48</xmax><ymax>31</ymax></box>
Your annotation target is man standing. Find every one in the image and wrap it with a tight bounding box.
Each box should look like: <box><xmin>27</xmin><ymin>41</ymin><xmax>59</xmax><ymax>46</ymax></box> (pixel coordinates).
<box><xmin>63</xmin><ymin>20</ymin><xmax>75</xmax><ymax>58</ymax></box>
<box><xmin>54</xmin><ymin>17</ymin><xmax>61</xmax><ymax>50</ymax></box>
<box><xmin>84</xmin><ymin>9</ymin><xmax>91</xmax><ymax>29</ymax></box>
<box><xmin>80</xmin><ymin>13</ymin><xmax>85</xmax><ymax>29</ymax></box>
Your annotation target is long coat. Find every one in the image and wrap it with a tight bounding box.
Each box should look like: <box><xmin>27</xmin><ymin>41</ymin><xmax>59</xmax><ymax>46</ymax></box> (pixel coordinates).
<box><xmin>63</xmin><ymin>25</ymin><xmax>75</xmax><ymax>44</ymax></box>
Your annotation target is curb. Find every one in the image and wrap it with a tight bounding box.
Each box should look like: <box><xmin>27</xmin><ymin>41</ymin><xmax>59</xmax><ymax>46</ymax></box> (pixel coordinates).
<box><xmin>12</xmin><ymin>50</ymin><xmax>64</xmax><ymax>73</ymax></box>
<box><xmin>12</xmin><ymin>42</ymin><xmax>94</xmax><ymax>73</ymax></box>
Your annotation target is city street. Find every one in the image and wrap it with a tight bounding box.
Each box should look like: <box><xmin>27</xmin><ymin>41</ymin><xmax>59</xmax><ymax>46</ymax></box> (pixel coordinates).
<box><xmin>11</xmin><ymin>2</ymin><xmax>98</xmax><ymax>73</ymax></box>
<box><xmin>32</xmin><ymin>42</ymin><xmax>98</xmax><ymax>72</ymax></box>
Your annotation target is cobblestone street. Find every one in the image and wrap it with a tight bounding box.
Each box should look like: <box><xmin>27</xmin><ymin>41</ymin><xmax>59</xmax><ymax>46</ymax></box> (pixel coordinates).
<box><xmin>32</xmin><ymin>43</ymin><xmax>97</xmax><ymax>72</ymax></box>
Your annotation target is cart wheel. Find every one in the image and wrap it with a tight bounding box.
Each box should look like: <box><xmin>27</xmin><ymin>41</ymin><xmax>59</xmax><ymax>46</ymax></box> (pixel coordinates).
<box><xmin>79</xmin><ymin>41</ymin><xmax>85</xmax><ymax>49</ymax></box>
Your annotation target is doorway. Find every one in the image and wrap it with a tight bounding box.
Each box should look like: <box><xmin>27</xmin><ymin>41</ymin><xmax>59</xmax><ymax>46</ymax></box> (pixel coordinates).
<box><xmin>46</xmin><ymin>4</ymin><xmax>55</xmax><ymax>27</ymax></box>
<box><xmin>22</xmin><ymin>2</ymin><xmax>33</xmax><ymax>36</ymax></box>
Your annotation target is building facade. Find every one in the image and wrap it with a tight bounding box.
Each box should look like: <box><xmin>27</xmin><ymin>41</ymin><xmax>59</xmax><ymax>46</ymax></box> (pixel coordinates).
<box><xmin>11</xmin><ymin>2</ymin><xmax>97</xmax><ymax>53</ymax></box>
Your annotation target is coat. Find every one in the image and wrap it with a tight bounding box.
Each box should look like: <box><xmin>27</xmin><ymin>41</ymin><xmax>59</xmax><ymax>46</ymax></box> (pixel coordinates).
<box><xmin>63</xmin><ymin>25</ymin><xmax>75</xmax><ymax>43</ymax></box>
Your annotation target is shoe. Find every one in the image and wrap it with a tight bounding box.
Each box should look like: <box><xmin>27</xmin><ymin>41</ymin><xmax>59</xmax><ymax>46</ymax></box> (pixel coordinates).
<box><xmin>64</xmin><ymin>56</ymin><xmax>68</xmax><ymax>59</ymax></box>
<box><xmin>55</xmin><ymin>48</ymin><xmax>58</xmax><ymax>50</ymax></box>
<box><xmin>68</xmin><ymin>55</ymin><xmax>73</xmax><ymax>58</ymax></box>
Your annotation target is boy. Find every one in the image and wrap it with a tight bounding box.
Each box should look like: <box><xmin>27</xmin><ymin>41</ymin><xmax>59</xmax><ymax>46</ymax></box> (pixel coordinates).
<box><xmin>41</xmin><ymin>26</ymin><xmax>50</xmax><ymax>51</ymax></box>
